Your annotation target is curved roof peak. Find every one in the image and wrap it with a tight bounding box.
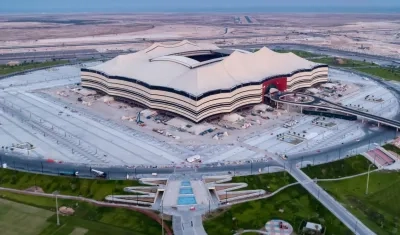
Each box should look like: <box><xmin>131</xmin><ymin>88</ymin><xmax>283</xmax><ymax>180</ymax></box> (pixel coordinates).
<box><xmin>256</xmin><ymin>47</ymin><xmax>276</xmax><ymax>55</ymax></box>
<box><xmin>143</xmin><ymin>40</ymin><xmax>219</xmax><ymax>59</ymax></box>
<box><xmin>145</xmin><ymin>40</ymin><xmax>198</xmax><ymax>52</ymax></box>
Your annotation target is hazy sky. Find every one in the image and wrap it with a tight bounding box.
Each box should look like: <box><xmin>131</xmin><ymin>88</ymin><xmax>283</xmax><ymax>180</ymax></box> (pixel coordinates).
<box><xmin>2</xmin><ymin>0</ymin><xmax>400</xmax><ymax>12</ymax></box>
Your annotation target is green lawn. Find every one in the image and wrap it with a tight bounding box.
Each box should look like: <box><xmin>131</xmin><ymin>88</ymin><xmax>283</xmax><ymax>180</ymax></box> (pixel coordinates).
<box><xmin>309</xmin><ymin>56</ymin><xmax>400</xmax><ymax>82</ymax></box>
<box><xmin>204</xmin><ymin>185</ymin><xmax>352</xmax><ymax>235</ymax></box>
<box><xmin>382</xmin><ymin>144</ymin><xmax>400</xmax><ymax>157</ymax></box>
<box><xmin>0</xmin><ymin>191</ymin><xmax>162</xmax><ymax>235</ymax></box>
<box><xmin>0</xmin><ymin>61</ymin><xmax>69</xmax><ymax>76</ymax></box>
<box><xmin>355</xmin><ymin>67</ymin><xmax>400</xmax><ymax>82</ymax></box>
<box><xmin>310</xmin><ymin>57</ymin><xmax>375</xmax><ymax>67</ymax></box>
<box><xmin>302</xmin><ymin>155</ymin><xmax>376</xmax><ymax>179</ymax></box>
<box><xmin>274</xmin><ymin>49</ymin><xmax>321</xmax><ymax>58</ymax></box>
<box><xmin>0</xmin><ymin>168</ymin><xmax>142</xmax><ymax>201</ymax></box>
<box><xmin>229</xmin><ymin>171</ymin><xmax>296</xmax><ymax>192</ymax></box>
<box><xmin>0</xmin><ymin>198</ymin><xmax>53</xmax><ymax>235</ymax></box>
<box><xmin>320</xmin><ymin>171</ymin><xmax>400</xmax><ymax>235</ymax></box>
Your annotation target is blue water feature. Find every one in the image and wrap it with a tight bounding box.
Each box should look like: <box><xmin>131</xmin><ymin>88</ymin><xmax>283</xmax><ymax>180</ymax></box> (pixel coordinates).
<box><xmin>179</xmin><ymin>188</ymin><xmax>193</xmax><ymax>194</ymax></box>
<box><xmin>181</xmin><ymin>181</ymin><xmax>191</xmax><ymax>187</ymax></box>
<box><xmin>177</xmin><ymin>196</ymin><xmax>197</xmax><ymax>205</ymax></box>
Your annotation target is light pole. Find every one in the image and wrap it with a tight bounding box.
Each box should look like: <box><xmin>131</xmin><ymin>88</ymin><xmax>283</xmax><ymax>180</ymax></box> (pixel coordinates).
<box><xmin>54</xmin><ymin>191</ymin><xmax>60</xmax><ymax>226</ymax></box>
<box><xmin>365</xmin><ymin>164</ymin><xmax>374</xmax><ymax>195</ymax></box>
<box><xmin>161</xmin><ymin>200</ymin><xmax>164</xmax><ymax>235</ymax></box>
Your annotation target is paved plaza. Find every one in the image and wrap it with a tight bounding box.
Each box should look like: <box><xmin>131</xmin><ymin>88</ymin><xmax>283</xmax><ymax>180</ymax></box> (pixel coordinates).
<box><xmin>0</xmin><ymin>64</ymin><xmax>398</xmax><ymax>167</ymax></box>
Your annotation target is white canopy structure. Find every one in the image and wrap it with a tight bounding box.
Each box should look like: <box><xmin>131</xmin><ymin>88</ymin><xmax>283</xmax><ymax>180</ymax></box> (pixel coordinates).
<box><xmin>81</xmin><ymin>40</ymin><xmax>328</xmax><ymax>122</ymax></box>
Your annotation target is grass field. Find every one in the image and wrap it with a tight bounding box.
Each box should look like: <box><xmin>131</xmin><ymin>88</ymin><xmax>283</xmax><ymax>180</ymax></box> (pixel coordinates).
<box><xmin>302</xmin><ymin>155</ymin><xmax>376</xmax><ymax>179</ymax></box>
<box><xmin>204</xmin><ymin>184</ymin><xmax>352</xmax><ymax>235</ymax></box>
<box><xmin>229</xmin><ymin>171</ymin><xmax>296</xmax><ymax>192</ymax></box>
<box><xmin>0</xmin><ymin>191</ymin><xmax>162</xmax><ymax>235</ymax></box>
<box><xmin>383</xmin><ymin>143</ymin><xmax>400</xmax><ymax>157</ymax></box>
<box><xmin>0</xmin><ymin>198</ymin><xmax>53</xmax><ymax>235</ymax></box>
<box><xmin>320</xmin><ymin>171</ymin><xmax>400</xmax><ymax>235</ymax></box>
<box><xmin>310</xmin><ymin>57</ymin><xmax>375</xmax><ymax>67</ymax></box>
<box><xmin>354</xmin><ymin>67</ymin><xmax>400</xmax><ymax>82</ymax></box>
<box><xmin>0</xmin><ymin>168</ymin><xmax>142</xmax><ymax>200</ymax></box>
<box><xmin>274</xmin><ymin>49</ymin><xmax>321</xmax><ymax>58</ymax></box>
<box><xmin>309</xmin><ymin>56</ymin><xmax>400</xmax><ymax>82</ymax></box>
<box><xmin>0</xmin><ymin>61</ymin><xmax>69</xmax><ymax>76</ymax></box>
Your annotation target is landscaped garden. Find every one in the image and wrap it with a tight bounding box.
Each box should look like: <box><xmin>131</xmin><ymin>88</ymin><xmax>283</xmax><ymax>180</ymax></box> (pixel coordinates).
<box><xmin>229</xmin><ymin>171</ymin><xmax>296</xmax><ymax>192</ymax></box>
<box><xmin>204</xmin><ymin>184</ymin><xmax>352</xmax><ymax>235</ymax></box>
<box><xmin>319</xmin><ymin>171</ymin><xmax>400</xmax><ymax>235</ymax></box>
<box><xmin>300</xmin><ymin>154</ymin><xmax>399</xmax><ymax>235</ymax></box>
<box><xmin>383</xmin><ymin>143</ymin><xmax>400</xmax><ymax>156</ymax></box>
<box><xmin>302</xmin><ymin>155</ymin><xmax>376</xmax><ymax>179</ymax></box>
<box><xmin>0</xmin><ymin>192</ymin><xmax>163</xmax><ymax>235</ymax></box>
<box><xmin>0</xmin><ymin>168</ymin><xmax>167</xmax><ymax>234</ymax></box>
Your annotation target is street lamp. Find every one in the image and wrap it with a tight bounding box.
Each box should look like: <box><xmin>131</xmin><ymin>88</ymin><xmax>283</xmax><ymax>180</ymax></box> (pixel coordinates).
<box><xmin>161</xmin><ymin>200</ymin><xmax>164</xmax><ymax>235</ymax></box>
<box><xmin>365</xmin><ymin>164</ymin><xmax>374</xmax><ymax>195</ymax></box>
<box><xmin>53</xmin><ymin>191</ymin><xmax>60</xmax><ymax>226</ymax></box>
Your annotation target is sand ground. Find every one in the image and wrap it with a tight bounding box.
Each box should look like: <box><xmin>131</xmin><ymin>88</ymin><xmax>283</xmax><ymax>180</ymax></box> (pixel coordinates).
<box><xmin>0</xmin><ymin>13</ymin><xmax>399</xmax><ymax>58</ymax></box>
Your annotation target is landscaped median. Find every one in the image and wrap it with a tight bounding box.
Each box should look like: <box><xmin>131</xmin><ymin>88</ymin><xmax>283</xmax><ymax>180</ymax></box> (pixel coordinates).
<box><xmin>0</xmin><ymin>60</ymin><xmax>70</xmax><ymax>76</ymax></box>
<box><xmin>302</xmin><ymin>155</ymin><xmax>400</xmax><ymax>235</ymax></box>
<box><xmin>310</xmin><ymin>56</ymin><xmax>400</xmax><ymax>82</ymax></box>
<box><xmin>203</xmin><ymin>172</ymin><xmax>352</xmax><ymax>235</ymax></box>
<box><xmin>302</xmin><ymin>154</ymin><xmax>377</xmax><ymax>179</ymax></box>
<box><xmin>0</xmin><ymin>168</ymin><xmax>142</xmax><ymax>200</ymax></box>
<box><xmin>274</xmin><ymin>49</ymin><xmax>321</xmax><ymax>58</ymax></box>
<box><xmin>0</xmin><ymin>168</ymin><xmax>171</xmax><ymax>235</ymax></box>
<box><xmin>383</xmin><ymin>143</ymin><xmax>400</xmax><ymax>157</ymax></box>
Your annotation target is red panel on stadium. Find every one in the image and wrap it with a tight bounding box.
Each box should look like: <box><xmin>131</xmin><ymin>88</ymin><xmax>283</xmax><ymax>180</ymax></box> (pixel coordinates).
<box><xmin>261</xmin><ymin>77</ymin><xmax>287</xmax><ymax>98</ymax></box>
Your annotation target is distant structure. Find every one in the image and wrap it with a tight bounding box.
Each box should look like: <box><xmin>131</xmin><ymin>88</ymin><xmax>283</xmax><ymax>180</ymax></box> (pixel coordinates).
<box><xmin>7</xmin><ymin>61</ymin><xmax>20</xmax><ymax>66</ymax></box>
<box><xmin>81</xmin><ymin>40</ymin><xmax>328</xmax><ymax>122</ymax></box>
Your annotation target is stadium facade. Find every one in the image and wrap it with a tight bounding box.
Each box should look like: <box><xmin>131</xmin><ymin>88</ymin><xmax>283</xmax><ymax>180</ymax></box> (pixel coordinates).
<box><xmin>81</xmin><ymin>40</ymin><xmax>328</xmax><ymax>122</ymax></box>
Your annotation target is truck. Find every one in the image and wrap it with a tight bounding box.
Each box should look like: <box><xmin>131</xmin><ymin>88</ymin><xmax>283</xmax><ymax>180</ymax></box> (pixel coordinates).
<box><xmin>186</xmin><ymin>155</ymin><xmax>201</xmax><ymax>163</ymax></box>
<box><xmin>59</xmin><ymin>170</ymin><xmax>79</xmax><ymax>177</ymax></box>
<box><xmin>91</xmin><ymin>169</ymin><xmax>107</xmax><ymax>178</ymax></box>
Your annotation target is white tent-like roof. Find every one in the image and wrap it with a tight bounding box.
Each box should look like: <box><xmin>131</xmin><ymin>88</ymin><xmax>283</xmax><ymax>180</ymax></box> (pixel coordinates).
<box><xmin>89</xmin><ymin>40</ymin><xmax>320</xmax><ymax>96</ymax></box>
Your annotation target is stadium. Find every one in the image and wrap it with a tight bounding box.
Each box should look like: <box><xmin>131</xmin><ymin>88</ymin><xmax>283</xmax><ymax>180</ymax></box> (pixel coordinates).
<box><xmin>81</xmin><ymin>40</ymin><xmax>328</xmax><ymax>122</ymax></box>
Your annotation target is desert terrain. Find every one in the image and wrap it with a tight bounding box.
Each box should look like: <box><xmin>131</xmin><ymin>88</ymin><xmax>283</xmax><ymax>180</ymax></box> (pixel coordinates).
<box><xmin>0</xmin><ymin>13</ymin><xmax>399</xmax><ymax>58</ymax></box>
